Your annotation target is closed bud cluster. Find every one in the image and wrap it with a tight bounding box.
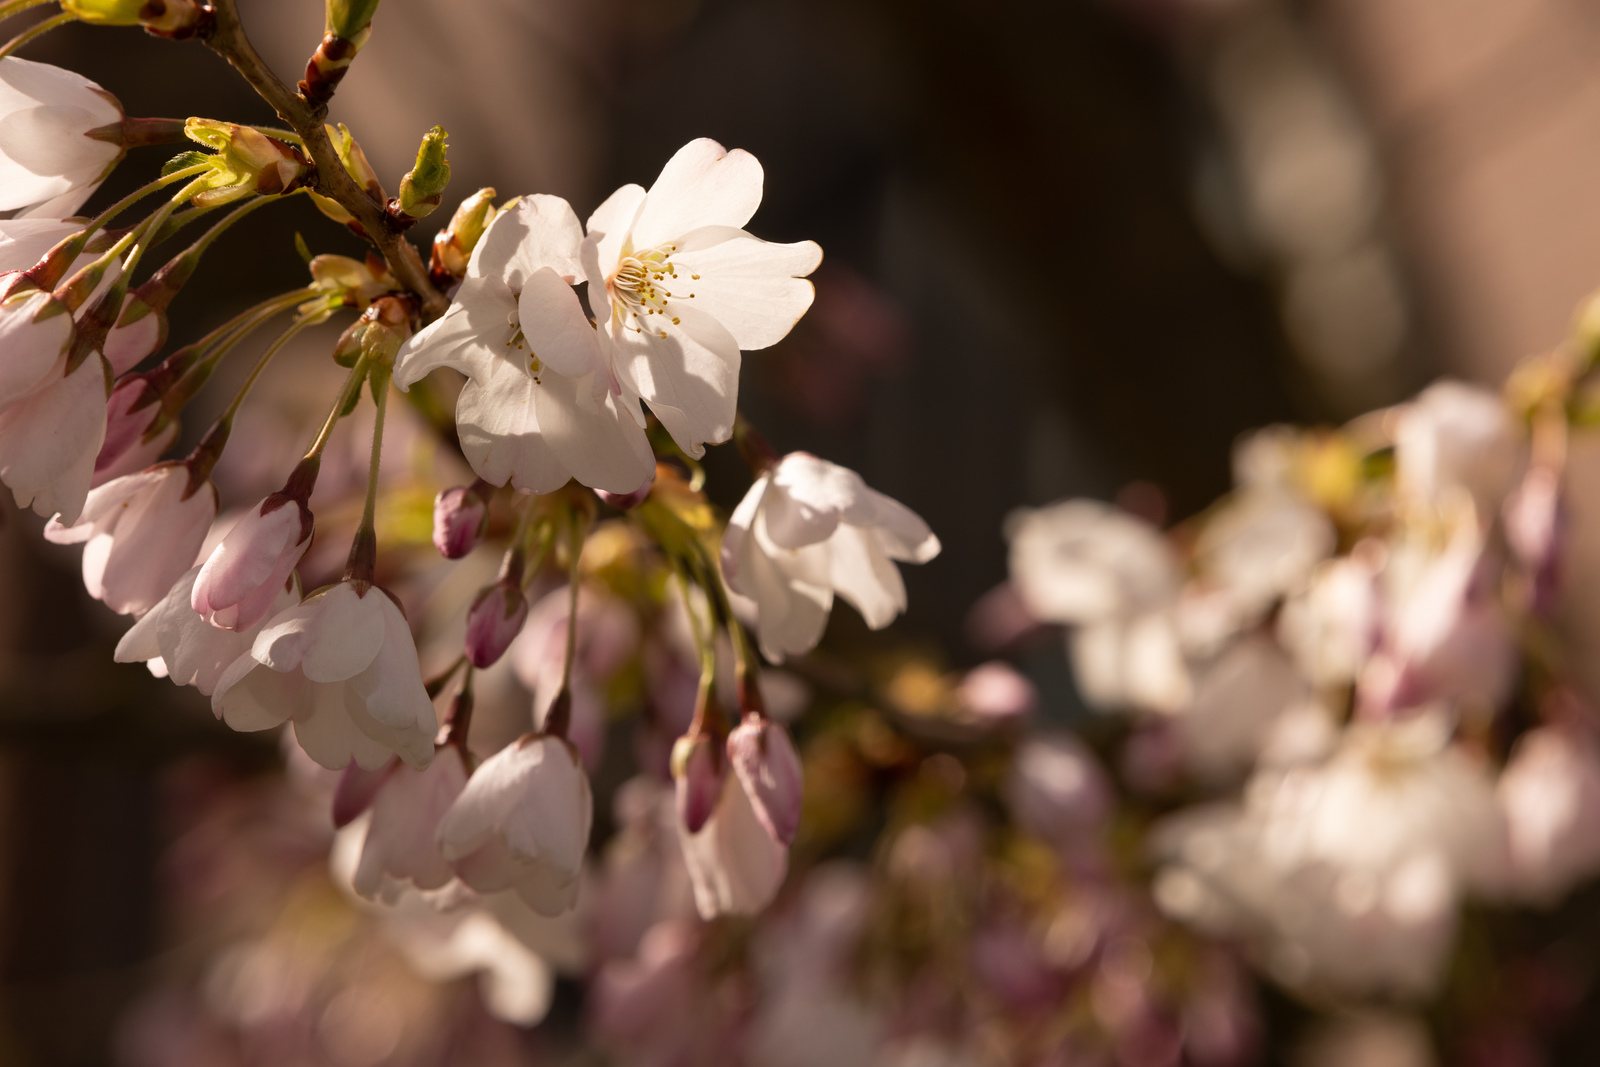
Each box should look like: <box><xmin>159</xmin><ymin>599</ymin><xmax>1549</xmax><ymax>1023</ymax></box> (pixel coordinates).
<box><xmin>429</xmin><ymin>187</ymin><xmax>497</xmax><ymax>287</ymax></box>
<box><xmin>183</xmin><ymin>120</ymin><xmax>311</xmax><ymax>207</ymax></box>
<box><xmin>394</xmin><ymin>126</ymin><xmax>450</xmax><ymax>222</ymax></box>
<box><xmin>331</xmin><ymin>295</ymin><xmax>412</xmax><ymax>368</ymax></box>
<box><xmin>433</xmin><ymin>481</ymin><xmax>490</xmax><ymax>558</ymax></box>
<box><xmin>301</xmin><ymin>253</ymin><xmax>398</xmax><ymax>320</ymax></box>
<box><xmin>62</xmin><ymin>0</ymin><xmax>208</xmax><ymax>36</ymax></box>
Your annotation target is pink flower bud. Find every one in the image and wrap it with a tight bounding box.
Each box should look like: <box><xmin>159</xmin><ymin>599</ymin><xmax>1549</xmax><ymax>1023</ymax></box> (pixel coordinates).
<box><xmin>465</xmin><ymin>582</ymin><xmax>529</xmax><ymax>668</ymax></box>
<box><xmin>192</xmin><ymin>494</ymin><xmax>315</xmax><ymax>631</ymax></box>
<box><xmin>672</xmin><ymin>732</ymin><xmax>724</xmax><ymax>834</ymax></box>
<box><xmin>103</xmin><ymin>300</ymin><xmax>165</xmax><ymax>375</ymax></box>
<box><xmin>726</xmin><ymin>714</ymin><xmax>804</xmax><ymax>846</ymax></box>
<box><xmin>957</xmin><ymin>661</ymin><xmax>1038</xmax><ymax>725</ymax></box>
<box><xmin>93</xmin><ymin>376</ymin><xmax>175</xmax><ymax>488</ymax></box>
<box><xmin>332</xmin><ymin>757</ymin><xmax>398</xmax><ymax>828</ymax></box>
<box><xmin>596</xmin><ymin>468</ymin><xmax>655</xmax><ymax>511</ymax></box>
<box><xmin>433</xmin><ymin>483</ymin><xmax>489</xmax><ymax>558</ymax></box>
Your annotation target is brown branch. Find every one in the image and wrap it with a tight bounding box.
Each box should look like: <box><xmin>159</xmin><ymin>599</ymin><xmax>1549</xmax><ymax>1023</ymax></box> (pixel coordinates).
<box><xmin>200</xmin><ymin>0</ymin><xmax>448</xmax><ymax>319</ymax></box>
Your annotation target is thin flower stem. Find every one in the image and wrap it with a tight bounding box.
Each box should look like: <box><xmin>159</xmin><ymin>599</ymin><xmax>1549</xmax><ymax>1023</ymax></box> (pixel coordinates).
<box><xmin>444</xmin><ymin>666</ymin><xmax>475</xmax><ymax>751</ymax></box>
<box><xmin>83</xmin><ymin>164</ymin><xmax>210</xmax><ymax>241</ymax></box>
<box><xmin>343</xmin><ymin>364</ymin><xmax>391</xmax><ymax>585</ymax></box>
<box><xmin>217</xmin><ymin>314</ymin><xmax>313</xmax><ymax>425</ymax></box>
<box><xmin>117</xmin><ymin>176</ymin><xmax>210</xmax><ymax>281</ymax></box>
<box><xmin>559</xmin><ymin>512</ymin><xmax>585</xmax><ymax>698</ymax></box>
<box><xmin>0</xmin><ymin>0</ymin><xmax>53</xmax><ymax>23</ymax></box>
<box><xmin>424</xmin><ymin>654</ymin><xmax>467</xmax><ymax>699</ymax></box>
<box><xmin>677</xmin><ymin>568</ymin><xmax>719</xmax><ymax>737</ymax></box>
<box><xmin>692</xmin><ymin>542</ymin><xmax>763</xmax><ymax>715</ymax></box>
<box><xmin>176</xmin><ymin>286</ymin><xmax>317</xmax><ymax>379</ymax></box>
<box><xmin>0</xmin><ymin>10</ymin><xmax>73</xmax><ymax>60</ymax></box>
<box><xmin>303</xmin><ymin>355</ymin><xmax>372</xmax><ymax>462</ymax></box>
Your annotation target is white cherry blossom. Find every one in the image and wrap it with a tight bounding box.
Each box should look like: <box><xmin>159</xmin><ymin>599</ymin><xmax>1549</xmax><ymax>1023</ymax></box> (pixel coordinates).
<box><xmin>352</xmin><ymin>745</ymin><xmax>470</xmax><ymax>903</ymax></box>
<box><xmin>1499</xmin><ymin>724</ymin><xmax>1600</xmax><ymax>904</ymax></box>
<box><xmin>436</xmin><ymin>733</ymin><xmax>592</xmax><ymax>916</ymax></box>
<box><xmin>579</xmin><ymin>138</ymin><xmax>823</xmax><ymax>456</ymax></box>
<box><xmin>393</xmin><ymin>194</ymin><xmax>653</xmax><ymax>494</ymax></box>
<box><xmin>0</xmin><ymin>351</ymin><xmax>110</xmax><ymax>523</ymax></box>
<box><xmin>44</xmin><ymin>462</ymin><xmax>215</xmax><ymax>616</ymax></box>
<box><xmin>113</xmin><ymin>565</ymin><xmax>298</xmax><ymax>694</ymax></box>
<box><xmin>1394</xmin><ymin>380</ymin><xmax>1521</xmax><ymax>516</ymax></box>
<box><xmin>722</xmin><ymin>452</ymin><xmax>939</xmax><ymax>662</ymax></box>
<box><xmin>679</xmin><ymin>765</ymin><xmax>789</xmax><ymax>918</ymax></box>
<box><xmin>0</xmin><ymin>58</ymin><xmax>123</xmax><ymax>218</ymax></box>
<box><xmin>211</xmin><ymin>581</ymin><xmax>438</xmax><ymax>770</ymax></box>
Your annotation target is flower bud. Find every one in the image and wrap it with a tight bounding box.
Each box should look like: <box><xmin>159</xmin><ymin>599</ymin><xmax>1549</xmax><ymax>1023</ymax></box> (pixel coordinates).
<box><xmin>429</xmin><ymin>187</ymin><xmax>497</xmax><ymax>286</ymax></box>
<box><xmin>63</xmin><ymin>0</ymin><xmax>207</xmax><ymax>34</ymax></box>
<box><xmin>309</xmin><ymin>124</ymin><xmax>384</xmax><ymax>232</ymax></box>
<box><xmin>327</xmin><ymin>0</ymin><xmax>383</xmax><ymax>38</ymax></box>
<box><xmin>596</xmin><ymin>467</ymin><xmax>655</xmax><ymax>511</ymax></box>
<box><xmin>331</xmin><ymin>295</ymin><xmax>412</xmax><ymax>368</ymax></box>
<box><xmin>304</xmin><ymin>252</ymin><xmax>397</xmax><ymax>319</ymax></box>
<box><xmin>433</xmin><ymin>482</ymin><xmax>490</xmax><ymax>558</ymax></box>
<box><xmin>465</xmin><ymin>582</ymin><xmax>529</xmax><ymax>669</ymax></box>
<box><xmin>395</xmin><ymin>127</ymin><xmax>450</xmax><ymax>221</ymax></box>
<box><xmin>672</xmin><ymin>732</ymin><xmax>725</xmax><ymax>834</ymax></box>
<box><xmin>192</xmin><ymin>491</ymin><xmax>316</xmax><ymax>631</ymax></box>
<box><xmin>184</xmin><ymin>120</ymin><xmax>311</xmax><ymax>207</ymax></box>
<box><xmin>93</xmin><ymin>376</ymin><xmax>176</xmax><ymax>488</ymax></box>
<box><xmin>726</xmin><ymin>714</ymin><xmax>803</xmax><ymax>846</ymax></box>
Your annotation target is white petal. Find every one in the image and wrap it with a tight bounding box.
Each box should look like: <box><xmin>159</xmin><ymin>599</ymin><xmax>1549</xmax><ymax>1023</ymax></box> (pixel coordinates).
<box><xmin>826</xmin><ymin>524</ymin><xmax>907</xmax><ymax>630</ymax></box>
<box><xmin>629</xmin><ymin>140</ymin><xmax>764</xmax><ymax>252</ymax></box>
<box><xmin>345</xmin><ymin>595</ymin><xmax>436</xmax><ymax>734</ymax></box>
<box><xmin>252</xmin><ymin>584</ymin><xmax>384</xmax><ymax>681</ymax></box>
<box><xmin>0</xmin><ymin>351</ymin><xmax>108</xmax><ymax>523</ymax></box>
<box><xmin>294</xmin><ymin>679</ymin><xmax>396</xmax><ymax>770</ymax></box>
<box><xmin>607</xmin><ymin>301</ymin><xmax>739</xmax><ymax>458</ymax></box>
<box><xmin>393</xmin><ymin>293</ymin><xmax>510</xmax><ymax>389</ymax></box>
<box><xmin>212</xmin><ymin>656</ymin><xmax>301</xmax><ymax>732</ymax></box>
<box><xmin>671</xmin><ymin>231</ymin><xmax>820</xmax><ymax>350</ymax></box>
<box><xmin>719</xmin><ymin>473</ymin><xmax>770</xmax><ymax>593</ymax></box>
<box><xmin>582</xmin><ymin>183</ymin><xmax>647</xmax><ymax>286</ymax></box>
<box><xmin>517</xmin><ymin>266</ymin><xmax>601</xmax><ymax>378</ymax></box>
<box><xmin>0</xmin><ymin>219</ymin><xmax>79</xmax><ymax>273</ymax></box>
<box><xmin>454</xmin><ymin>356</ymin><xmax>572</xmax><ymax>492</ymax></box>
<box><xmin>472</xmin><ymin>193</ymin><xmax>583</xmax><ymax>289</ymax></box>
<box><xmin>532</xmin><ymin>368</ymin><xmax>654</xmax><ymax>495</ymax></box>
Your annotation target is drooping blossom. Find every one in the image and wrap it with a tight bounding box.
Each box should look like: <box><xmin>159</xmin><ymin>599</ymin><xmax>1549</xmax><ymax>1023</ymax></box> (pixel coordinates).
<box><xmin>393</xmin><ymin>194</ymin><xmax>654</xmax><ymax>494</ymax></box>
<box><xmin>191</xmin><ymin>491</ymin><xmax>314</xmax><ymax>630</ymax></box>
<box><xmin>436</xmin><ymin>732</ymin><xmax>592</xmax><ymax>915</ymax></box>
<box><xmin>92</xmin><ymin>375</ymin><xmax>177</xmax><ymax>488</ymax></box>
<box><xmin>351</xmin><ymin>745</ymin><xmax>470</xmax><ymax>903</ymax></box>
<box><xmin>1192</xmin><ymin>485</ymin><xmax>1335</xmax><ymax>620</ymax></box>
<box><xmin>464</xmin><ymin>581</ymin><xmax>528</xmax><ymax>668</ymax></box>
<box><xmin>0</xmin><ymin>275</ymin><xmax>74</xmax><ymax>412</ymax></box>
<box><xmin>1178</xmin><ymin>636</ymin><xmax>1308</xmax><ymax>782</ymax></box>
<box><xmin>431</xmin><ymin>481</ymin><xmax>488</xmax><ymax>558</ymax></box>
<box><xmin>44</xmin><ymin>462</ymin><xmax>216</xmax><ymax>616</ymax></box>
<box><xmin>113</xmin><ymin>565</ymin><xmax>298</xmax><ymax>694</ymax></box>
<box><xmin>576</xmin><ymin>138</ymin><xmax>823</xmax><ymax>457</ymax></box>
<box><xmin>721</xmin><ymin>452</ymin><xmax>939</xmax><ymax>662</ymax></box>
<box><xmin>0</xmin><ymin>57</ymin><xmax>124</xmax><ymax>218</ymax></box>
<box><xmin>678</xmin><ymin>761</ymin><xmax>789</xmax><ymax>918</ymax></box>
<box><xmin>727</xmin><ymin>714</ymin><xmax>804</xmax><ymax>846</ymax></box>
<box><xmin>1277</xmin><ymin>544</ymin><xmax>1383</xmax><ymax>687</ymax></box>
<box><xmin>212</xmin><ymin>581</ymin><xmax>438</xmax><ymax>770</ymax></box>
<box><xmin>0</xmin><ymin>350</ymin><xmax>111</xmax><ymax>523</ymax></box>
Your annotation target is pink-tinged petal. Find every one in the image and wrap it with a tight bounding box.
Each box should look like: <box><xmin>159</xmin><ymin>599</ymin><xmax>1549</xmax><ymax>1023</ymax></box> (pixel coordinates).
<box><xmin>0</xmin><ymin>285</ymin><xmax>70</xmax><ymax>410</ymax></box>
<box><xmin>0</xmin><ymin>58</ymin><xmax>121</xmax><ymax>127</ymax></box>
<box><xmin>608</xmin><ymin>301</ymin><xmax>740</xmax><ymax>458</ymax></box>
<box><xmin>493</xmin><ymin>194</ymin><xmax>585</xmax><ymax>287</ymax></box>
<box><xmin>393</xmin><ymin>298</ymin><xmax>503</xmax><ymax>389</ymax></box>
<box><xmin>726</xmin><ymin>716</ymin><xmax>803</xmax><ymax>846</ymax></box>
<box><xmin>533</xmin><ymin>368</ymin><xmax>654</xmax><ymax>494</ymax></box>
<box><xmin>0</xmin><ymin>106</ymin><xmax>118</xmax><ymax>194</ymax></box>
<box><xmin>673</xmin><ymin>733</ymin><xmax>725</xmax><ymax>834</ymax></box>
<box><xmin>433</xmin><ymin>484</ymin><xmax>488</xmax><ymax>559</ymax></box>
<box><xmin>96</xmin><ymin>472</ymin><xmax>215</xmax><ymax>616</ymax></box>
<box><xmin>212</xmin><ymin>655</ymin><xmax>301</xmax><ymax>732</ymax></box>
<box><xmin>352</xmin><ymin>748</ymin><xmax>467</xmax><ymax>899</ymax></box>
<box><xmin>719</xmin><ymin>473</ymin><xmax>770</xmax><ymax>590</ymax></box>
<box><xmin>826</xmin><ymin>524</ymin><xmax>906</xmax><ymax>630</ymax></box>
<box><xmin>0</xmin><ymin>351</ymin><xmax>108</xmax><ymax>523</ymax></box>
<box><xmin>119</xmin><ymin>566</ymin><xmax>295</xmax><ymax>696</ymax></box>
<box><xmin>103</xmin><ymin>307</ymin><xmax>163</xmax><ymax>375</ymax></box>
<box><xmin>465</xmin><ymin>584</ymin><xmax>529</xmax><ymax>669</ymax></box>
<box><xmin>453</xmin><ymin>356</ymin><xmax>572</xmax><ymax>492</ymax></box>
<box><xmin>679</xmin><ymin>772</ymin><xmax>788</xmax><ymax>918</ymax></box>
<box><xmin>743</xmin><ymin>528</ymin><xmax>832</xmax><ymax>663</ymax></box>
<box><xmin>18</xmin><ymin>183</ymin><xmax>97</xmax><ymax>220</ymax></box>
<box><xmin>671</xmin><ymin>231</ymin><xmax>821</xmax><ymax>350</ymax></box>
<box><xmin>93</xmin><ymin>414</ymin><xmax>175</xmax><ymax>489</ymax></box>
<box><xmin>295</xmin><ymin>679</ymin><xmax>396</xmax><ymax>770</ymax></box>
<box><xmin>762</xmin><ymin>455</ymin><xmax>861</xmax><ymax>549</ymax></box>
<box><xmin>252</xmin><ymin>584</ymin><xmax>383</xmax><ymax>681</ymax></box>
<box><xmin>346</xmin><ymin>596</ymin><xmax>436</xmax><ymax>734</ymax></box>
<box><xmin>192</xmin><ymin>499</ymin><xmax>310</xmax><ymax>630</ymax></box>
<box><xmin>629</xmin><ymin>140</ymin><xmax>764</xmax><ymax>252</ymax></box>
<box><xmin>333</xmin><ymin>757</ymin><xmax>398</xmax><ymax>829</ymax></box>
<box><xmin>582</xmin><ymin>183</ymin><xmax>647</xmax><ymax>286</ymax></box>
<box><xmin>517</xmin><ymin>266</ymin><xmax>600</xmax><ymax>377</ymax></box>
<box><xmin>438</xmin><ymin>744</ymin><xmax>530</xmax><ymax>862</ymax></box>
<box><xmin>0</xmin><ymin>219</ymin><xmax>79</xmax><ymax>273</ymax></box>
<box><xmin>499</xmin><ymin>738</ymin><xmax>591</xmax><ymax>875</ymax></box>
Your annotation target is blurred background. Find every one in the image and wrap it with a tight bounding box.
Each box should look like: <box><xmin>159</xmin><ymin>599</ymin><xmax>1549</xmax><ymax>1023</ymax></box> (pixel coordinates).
<box><xmin>6</xmin><ymin>0</ymin><xmax>1600</xmax><ymax>1062</ymax></box>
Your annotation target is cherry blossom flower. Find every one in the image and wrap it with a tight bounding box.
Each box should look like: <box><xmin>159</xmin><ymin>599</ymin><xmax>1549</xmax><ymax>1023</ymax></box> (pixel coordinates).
<box><xmin>393</xmin><ymin>194</ymin><xmax>653</xmax><ymax>494</ymax></box>
<box><xmin>92</xmin><ymin>375</ymin><xmax>177</xmax><ymax>488</ymax></box>
<box><xmin>0</xmin><ymin>275</ymin><xmax>74</xmax><ymax>413</ymax></box>
<box><xmin>436</xmin><ymin>733</ymin><xmax>592</xmax><ymax>916</ymax></box>
<box><xmin>727</xmin><ymin>714</ymin><xmax>804</xmax><ymax>846</ymax></box>
<box><xmin>678</xmin><ymin>764</ymin><xmax>788</xmax><ymax>918</ymax></box>
<box><xmin>0</xmin><ymin>58</ymin><xmax>124</xmax><ymax>218</ymax></box>
<box><xmin>431</xmin><ymin>482</ymin><xmax>488</xmax><ymax>558</ymax></box>
<box><xmin>44</xmin><ymin>462</ymin><xmax>216</xmax><ymax>616</ymax></box>
<box><xmin>722</xmin><ymin>452</ymin><xmax>939</xmax><ymax>662</ymax></box>
<box><xmin>1394</xmin><ymin>380</ymin><xmax>1521</xmax><ymax>516</ymax></box>
<box><xmin>579</xmin><ymin>138</ymin><xmax>823</xmax><ymax>456</ymax></box>
<box><xmin>0</xmin><ymin>217</ymin><xmax>82</xmax><ymax>271</ymax></box>
<box><xmin>113</xmin><ymin>565</ymin><xmax>298</xmax><ymax>694</ymax></box>
<box><xmin>211</xmin><ymin>581</ymin><xmax>438</xmax><ymax>770</ymax></box>
<box><xmin>190</xmin><ymin>491</ymin><xmax>314</xmax><ymax>630</ymax></box>
<box><xmin>0</xmin><ymin>350</ymin><xmax>110</xmax><ymax>523</ymax></box>
<box><xmin>351</xmin><ymin>745</ymin><xmax>469</xmax><ymax>903</ymax></box>
<box><xmin>1499</xmin><ymin>724</ymin><xmax>1600</xmax><ymax>904</ymax></box>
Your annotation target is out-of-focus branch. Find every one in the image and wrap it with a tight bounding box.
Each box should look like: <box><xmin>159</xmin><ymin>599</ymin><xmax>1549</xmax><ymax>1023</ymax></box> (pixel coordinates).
<box><xmin>200</xmin><ymin>0</ymin><xmax>448</xmax><ymax>319</ymax></box>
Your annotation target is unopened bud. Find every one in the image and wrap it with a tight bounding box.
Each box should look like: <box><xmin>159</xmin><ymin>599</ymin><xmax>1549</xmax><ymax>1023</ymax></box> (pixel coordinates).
<box><xmin>395</xmin><ymin>127</ymin><xmax>450</xmax><ymax>221</ymax></box>
<box><xmin>429</xmin><ymin>187</ymin><xmax>496</xmax><ymax>285</ymax></box>
<box><xmin>63</xmin><ymin>0</ymin><xmax>207</xmax><ymax>35</ymax></box>
<box><xmin>303</xmin><ymin>253</ymin><xmax>397</xmax><ymax>321</ymax></box>
<box><xmin>464</xmin><ymin>583</ymin><xmax>529</xmax><ymax>669</ymax></box>
<box><xmin>310</xmin><ymin>124</ymin><xmax>385</xmax><ymax>232</ymax></box>
<box><xmin>332</xmin><ymin>757</ymin><xmax>398</xmax><ymax>828</ymax></box>
<box><xmin>596</xmin><ymin>467</ymin><xmax>655</xmax><ymax>511</ymax></box>
<box><xmin>433</xmin><ymin>483</ymin><xmax>490</xmax><ymax>558</ymax></box>
<box><xmin>726</xmin><ymin>714</ymin><xmax>803</xmax><ymax>846</ymax></box>
<box><xmin>331</xmin><ymin>295</ymin><xmax>412</xmax><ymax>368</ymax></box>
<box><xmin>327</xmin><ymin>0</ymin><xmax>382</xmax><ymax>38</ymax></box>
<box><xmin>184</xmin><ymin>120</ymin><xmax>311</xmax><ymax>207</ymax></box>
<box><xmin>94</xmin><ymin>376</ymin><xmax>176</xmax><ymax>488</ymax></box>
<box><xmin>193</xmin><ymin>487</ymin><xmax>316</xmax><ymax>631</ymax></box>
<box><xmin>672</xmin><ymin>732</ymin><xmax>725</xmax><ymax>834</ymax></box>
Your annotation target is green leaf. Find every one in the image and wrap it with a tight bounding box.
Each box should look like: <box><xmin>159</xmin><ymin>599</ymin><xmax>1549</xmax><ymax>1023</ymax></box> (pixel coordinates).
<box><xmin>161</xmin><ymin>151</ymin><xmax>210</xmax><ymax>177</ymax></box>
<box><xmin>293</xmin><ymin>232</ymin><xmax>314</xmax><ymax>266</ymax></box>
